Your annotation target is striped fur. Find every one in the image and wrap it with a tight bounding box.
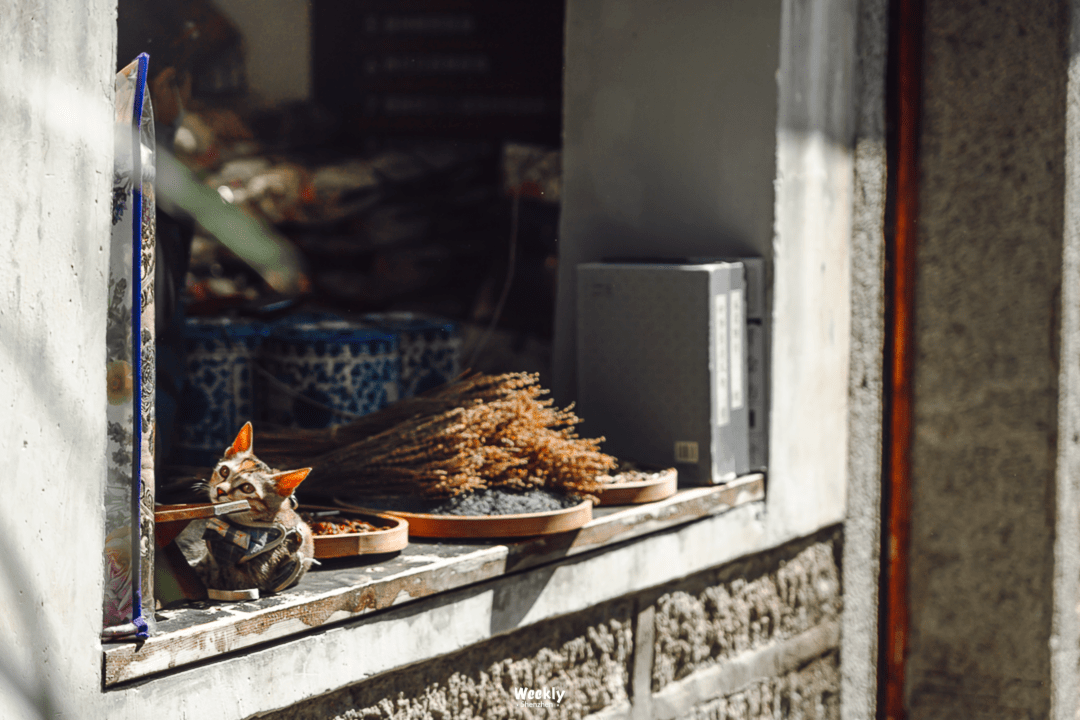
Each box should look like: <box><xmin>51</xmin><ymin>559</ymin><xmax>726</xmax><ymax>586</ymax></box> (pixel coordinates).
<box><xmin>196</xmin><ymin>422</ymin><xmax>315</xmax><ymax>595</ymax></box>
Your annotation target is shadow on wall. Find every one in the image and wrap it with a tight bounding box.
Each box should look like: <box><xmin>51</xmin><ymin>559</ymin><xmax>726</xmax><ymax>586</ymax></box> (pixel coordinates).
<box><xmin>490</xmin><ymin>563</ymin><xmax>559</xmax><ymax>634</ymax></box>
<box><xmin>0</xmin><ymin>512</ymin><xmax>60</xmax><ymax>720</ymax></box>
<box><xmin>0</xmin><ymin>257</ymin><xmax>82</xmax><ymax>720</ymax></box>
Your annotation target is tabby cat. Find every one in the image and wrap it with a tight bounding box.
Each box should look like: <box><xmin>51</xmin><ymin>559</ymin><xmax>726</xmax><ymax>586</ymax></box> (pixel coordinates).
<box><xmin>196</xmin><ymin>422</ymin><xmax>316</xmax><ymax>596</ymax></box>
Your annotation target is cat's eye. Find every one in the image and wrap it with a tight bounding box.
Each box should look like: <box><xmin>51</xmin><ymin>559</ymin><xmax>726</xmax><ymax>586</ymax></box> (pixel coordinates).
<box><xmin>218</xmin><ymin>466</ymin><xmax>230</xmax><ymax>479</ymax></box>
<box><xmin>239</xmin><ymin>483</ymin><xmax>255</xmax><ymax>494</ymax></box>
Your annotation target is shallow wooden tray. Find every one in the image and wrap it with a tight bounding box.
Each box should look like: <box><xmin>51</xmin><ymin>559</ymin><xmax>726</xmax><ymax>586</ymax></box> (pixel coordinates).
<box><xmin>155</xmin><ymin>500</ymin><xmax>251</xmax><ymax>544</ymax></box>
<box><xmin>334</xmin><ymin>498</ymin><xmax>593</xmax><ymax>539</ymax></box>
<box><xmin>300</xmin><ymin>506</ymin><xmax>409</xmax><ymax>558</ymax></box>
<box><xmin>596</xmin><ymin>468</ymin><xmax>678</xmax><ymax>506</ymax></box>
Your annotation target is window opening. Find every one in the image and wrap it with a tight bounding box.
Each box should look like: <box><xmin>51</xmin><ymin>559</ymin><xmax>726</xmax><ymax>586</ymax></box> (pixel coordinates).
<box><xmin>106</xmin><ymin>1</ymin><xmax>766</xmax><ymax>638</ymax></box>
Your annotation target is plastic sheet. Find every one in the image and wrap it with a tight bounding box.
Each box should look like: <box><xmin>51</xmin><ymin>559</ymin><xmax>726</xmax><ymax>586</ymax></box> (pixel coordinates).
<box><xmin>103</xmin><ymin>54</ymin><xmax>157</xmax><ymax>638</ymax></box>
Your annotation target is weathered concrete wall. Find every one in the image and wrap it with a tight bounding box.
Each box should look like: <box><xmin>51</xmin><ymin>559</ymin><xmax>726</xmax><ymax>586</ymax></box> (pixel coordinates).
<box><xmin>768</xmin><ymin>0</ymin><xmax>857</xmax><ymax>545</ymax></box>
<box><xmin>0</xmin><ymin>1</ymin><xmax>116</xmax><ymax>719</ymax></box>
<box><xmin>262</xmin><ymin>529</ymin><xmax>842</xmax><ymax>720</ymax></box>
<box><xmin>907</xmin><ymin>0</ymin><xmax>1069</xmax><ymax>717</ymax></box>
<box><xmin>840</xmin><ymin>0</ymin><xmax>888</xmax><ymax>717</ymax></box>
<box><xmin>1055</xmin><ymin>1</ymin><xmax>1080</xmax><ymax>715</ymax></box>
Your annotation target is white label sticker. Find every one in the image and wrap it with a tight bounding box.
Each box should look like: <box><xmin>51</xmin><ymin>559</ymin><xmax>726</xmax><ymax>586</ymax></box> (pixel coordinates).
<box><xmin>674</xmin><ymin>441</ymin><xmax>700</xmax><ymax>464</ymax></box>
<box><xmin>730</xmin><ymin>289</ymin><xmax>744</xmax><ymax>410</ymax></box>
<box><xmin>714</xmin><ymin>293</ymin><xmax>729</xmax><ymax>426</ymax></box>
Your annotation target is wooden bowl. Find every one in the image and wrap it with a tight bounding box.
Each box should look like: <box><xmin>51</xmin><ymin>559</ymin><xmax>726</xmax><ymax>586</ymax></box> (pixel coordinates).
<box><xmin>596</xmin><ymin>468</ymin><xmax>678</xmax><ymax>506</ymax></box>
<box><xmin>154</xmin><ymin>500</ymin><xmax>250</xmax><ymax>524</ymax></box>
<box><xmin>334</xmin><ymin>498</ymin><xmax>593</xmax><ymax>539</ymax></box>
<box><xmin>300</xmin><ymin>506</ymin><xmax>409</xmax><ymax>558</ymax></box>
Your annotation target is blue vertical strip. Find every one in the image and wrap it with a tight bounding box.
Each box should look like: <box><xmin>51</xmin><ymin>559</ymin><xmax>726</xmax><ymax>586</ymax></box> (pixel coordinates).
<box><xmin>129</xmin><ymin>52</ymin><xmax>150</xmax><ymax>640</ymax></box>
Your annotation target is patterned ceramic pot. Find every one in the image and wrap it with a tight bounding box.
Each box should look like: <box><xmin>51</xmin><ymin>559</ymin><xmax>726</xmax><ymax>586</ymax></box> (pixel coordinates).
<box><xmin>177</xmin><ymin>318</ymin><xmax>270</xmax><ymax>466</ymax></box>
<box><xmin>260</xmin><ymin>319</ymin><xmax>399</xmax><ymax>429</ymax></box>
<box><xmin>361</xmin><ymin>312</ymin><xmax>461</xmax><ymax>398</ymax></box>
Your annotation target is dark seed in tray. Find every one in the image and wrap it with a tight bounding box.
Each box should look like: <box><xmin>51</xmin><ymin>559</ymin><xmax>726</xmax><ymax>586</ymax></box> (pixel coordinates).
<box><xmin>357</xmin><ymin>488</ymin><xmax>582</xmax><ymax>516</ymax></box>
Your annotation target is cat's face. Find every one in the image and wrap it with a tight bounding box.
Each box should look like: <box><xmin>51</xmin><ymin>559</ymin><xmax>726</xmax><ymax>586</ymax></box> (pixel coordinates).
<box><xmin>208</xmin><ymin>422</ymin><xmax>312</xmax><ymax>520</ymax></box>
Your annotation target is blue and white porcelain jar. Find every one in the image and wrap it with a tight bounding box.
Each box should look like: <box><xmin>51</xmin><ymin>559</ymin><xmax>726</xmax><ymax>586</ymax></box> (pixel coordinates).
<box><xmin>361</xmin><ymin>312</ymin><xmax>462</xmax><ymax>398</ymax></box>
<box><xmin>177</xmin><ymin>317</ymin><xmax>270</xmax><ymax>466</ymax></box>
<box><xmin>260</xmin><ymin>318</ymin><xmax>400</xmax><ymax>429</ymax></box>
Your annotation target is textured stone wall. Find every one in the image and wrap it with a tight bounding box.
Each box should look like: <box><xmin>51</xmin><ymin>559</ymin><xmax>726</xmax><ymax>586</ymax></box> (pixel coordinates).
<box><xmin>259</xmin><ymin>600</ymin><xmax>634</xmax><ymax>720</ymax></box>
<box><xmin>841</xmin><ymin>0</ymin><xmax>889</xmax><ymax>714</ymax></box>
<box><xmin>263</xmin><ymin>530</ymin><xmax>841</xmax><ymax>720</ymax></box>
<box><xmin>653</xmin><ymin>532</ymin><xmax>841</xmax><ymax>691</ymax></box>
<box><xmin>906</xmin><ymin>1</ymin><xmax>1068</xmax><ymax>718</ymax></box>
<box><xmin>676</xmin><ymin>652</ymin><xmax>839</xmax><ymax>720</ymax></box>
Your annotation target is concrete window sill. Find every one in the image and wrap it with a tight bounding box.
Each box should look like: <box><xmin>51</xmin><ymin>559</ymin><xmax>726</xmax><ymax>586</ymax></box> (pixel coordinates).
<box><xmin>102</xmin><ymin>475</ymin><xmax>764</xmax><ymax>688</ymax></box>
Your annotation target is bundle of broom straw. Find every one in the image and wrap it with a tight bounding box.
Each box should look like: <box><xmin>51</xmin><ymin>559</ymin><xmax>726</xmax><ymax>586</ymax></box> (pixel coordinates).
<box><xmin>258</xmin><ymin>372</ymin><xmax>616</xmax><ymax>500</ymax></box>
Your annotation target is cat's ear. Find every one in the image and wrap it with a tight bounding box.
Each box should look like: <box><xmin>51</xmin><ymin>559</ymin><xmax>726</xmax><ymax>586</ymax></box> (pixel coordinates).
<box><xmin>225</xmin><ymin>422</ymin><xmax>254</xmax><ymax>458</ymax></box>
<box><xmin>271</xmin><ymin>467</ymin><xmax>311</xmax><ymax>497</ymax></box>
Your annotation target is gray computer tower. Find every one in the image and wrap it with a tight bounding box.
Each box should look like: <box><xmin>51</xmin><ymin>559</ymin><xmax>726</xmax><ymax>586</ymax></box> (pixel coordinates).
<box><xmin>576</xmin><ymin>261</ymin><xmax>750</xmax><ymax>484</ymax></box>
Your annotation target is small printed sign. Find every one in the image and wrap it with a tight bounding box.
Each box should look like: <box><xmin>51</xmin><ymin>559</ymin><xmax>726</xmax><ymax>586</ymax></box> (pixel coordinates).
<box><xmin>714</xmin><ymin>293</ymin><xmax>730</xmax><ymax>426</ymax></box>
<box><xmin>675</xmin><ymin>441</ymin><xmax>700</xmax><ymax>464</ymax></box>
<box><xmin>730</xmin><ymin>289</ymin><xmax>744</xmax><ymax>410</ymax></box>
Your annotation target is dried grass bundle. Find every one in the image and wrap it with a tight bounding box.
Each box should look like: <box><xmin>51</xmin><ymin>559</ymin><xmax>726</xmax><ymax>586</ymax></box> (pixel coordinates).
<box><xmin>255</xmin><ymin>372</ymin><xmax>531</xmax><ymax>466</ymax></box>
<box><xmin>268</xmin><ymin>373</ymin><xmax>615</xmax><ymax>500</ymax></box>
